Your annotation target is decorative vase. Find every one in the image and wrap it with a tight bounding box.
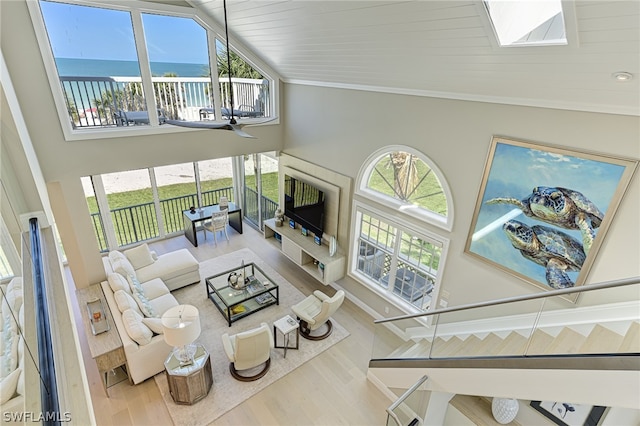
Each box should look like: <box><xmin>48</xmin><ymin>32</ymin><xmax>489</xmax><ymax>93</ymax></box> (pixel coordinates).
<box><xmin>329</xmin><ymin>236</ymin><xmax>337</xmax><ymax>257</ymax></box>
<box><xmin>491</xmin><ymin>398</ymin><xmax>519</xmax><ymax>424</ymax></box>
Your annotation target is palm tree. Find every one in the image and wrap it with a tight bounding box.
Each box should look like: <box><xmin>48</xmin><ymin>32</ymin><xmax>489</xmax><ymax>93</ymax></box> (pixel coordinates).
<box><xmin>389</xmin><ymin>152</ymin><xmax>419</xmax><ymax>201</ymax></box>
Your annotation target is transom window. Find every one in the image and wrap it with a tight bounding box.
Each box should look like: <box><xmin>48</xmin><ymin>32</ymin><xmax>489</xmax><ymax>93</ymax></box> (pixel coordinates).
<box><xmin>359</xmin><ymin>146</ymin><xmax>453</xmax><ymax>231</ymax></box>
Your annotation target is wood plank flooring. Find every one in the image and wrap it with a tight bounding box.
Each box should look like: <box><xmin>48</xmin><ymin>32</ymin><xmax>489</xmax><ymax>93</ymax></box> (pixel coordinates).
<box><xmin>69</xmin><ymin>224</ymin><xmax>392</xmax><ymax>425</ymax></box>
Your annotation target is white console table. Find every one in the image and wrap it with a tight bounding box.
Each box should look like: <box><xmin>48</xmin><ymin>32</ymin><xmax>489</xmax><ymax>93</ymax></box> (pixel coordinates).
<box><xmin>264</xmin><ymin>218</ymin><xmax>345</xmax><ymax>285</ymax></box>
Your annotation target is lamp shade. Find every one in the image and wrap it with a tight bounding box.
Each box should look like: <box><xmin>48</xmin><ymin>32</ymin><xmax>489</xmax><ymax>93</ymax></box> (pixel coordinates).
<box><xmin>162</xmin><ymin>305</ymin><xmax>201</xmax><ymax>347</ymax></box>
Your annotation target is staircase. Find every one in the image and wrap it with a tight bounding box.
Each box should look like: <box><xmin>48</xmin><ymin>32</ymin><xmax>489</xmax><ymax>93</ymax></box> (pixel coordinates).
<box><xmin>390</xmin><ymin>321</ymin><xmax>640</xmax><ymax>359</ymax></box>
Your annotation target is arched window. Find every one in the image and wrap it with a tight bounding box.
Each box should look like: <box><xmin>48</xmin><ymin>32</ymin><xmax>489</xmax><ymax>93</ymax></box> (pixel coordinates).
<box><xmin>352</xmin><ymin>146</ymin><xmax>453</xmax><ymax>313</ymax></box>
<box><xmin>358</xmin><ymin>146</ymin><xmax>453</xmax><ymax>231</ymax></box>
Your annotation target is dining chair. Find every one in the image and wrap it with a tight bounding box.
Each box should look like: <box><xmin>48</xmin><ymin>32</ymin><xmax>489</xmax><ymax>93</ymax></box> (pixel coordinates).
<box><xmin>203</xmin><ymin>210</ymin><xmax>229</xmax><ymax>244</ymax></box>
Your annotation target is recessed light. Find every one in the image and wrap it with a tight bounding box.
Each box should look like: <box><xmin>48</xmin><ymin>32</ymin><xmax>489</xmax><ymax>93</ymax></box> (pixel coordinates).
<box><xmin>612</xmin><ymin>72</ymin><xmax>633</xmax><ymax>82</ymax></box>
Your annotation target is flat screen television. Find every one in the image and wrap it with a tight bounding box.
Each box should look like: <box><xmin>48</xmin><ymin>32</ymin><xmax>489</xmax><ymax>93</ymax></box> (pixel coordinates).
<box><xmin>284</xmin><ymin>175</ymin><xmax>325</xmax><ymax>237</ymax></box>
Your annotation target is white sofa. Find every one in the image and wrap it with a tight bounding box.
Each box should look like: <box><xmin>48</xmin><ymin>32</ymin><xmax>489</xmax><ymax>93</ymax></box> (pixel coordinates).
<box><xmin>0</xmin><ymin>277</ymin><xmax>24</xmax><ymax>415</ymax></box>
<box><xmin>100</xmin><ymin>244</ymin><xmax>200</xmax><ymax>384</ymax></box>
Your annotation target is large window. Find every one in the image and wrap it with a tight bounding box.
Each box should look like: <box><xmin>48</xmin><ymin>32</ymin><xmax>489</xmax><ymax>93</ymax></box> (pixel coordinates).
<box><xmin>354</xmin><ymin>208</ymin><xmax>445</xmax><ymax>311</ymax></box>
<box><xmin>29</xmin><ymin>0</ymin><xmax>277</xmax><ymax>139</ymax></box>
<box><xmin>353</xmin><ymin>146</ymin><xmax>452</xmax><ymax>313</ymax></box>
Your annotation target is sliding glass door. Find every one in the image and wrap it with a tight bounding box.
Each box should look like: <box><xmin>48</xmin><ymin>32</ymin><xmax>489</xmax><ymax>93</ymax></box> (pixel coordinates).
<box><xmin>242</xmin><ymin>152</ymin><xmax>279</xmax><ymax>230</ymax></box>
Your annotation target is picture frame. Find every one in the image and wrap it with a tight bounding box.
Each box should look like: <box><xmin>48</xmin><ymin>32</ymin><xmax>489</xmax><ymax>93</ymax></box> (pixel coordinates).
<box><xmin>465</xmin><ymin>136</ymin><xmax>637</xmax><ymax>301</ymax></box>
<box><xmin>301</xmin><ymin>227</ymin><xmax>308</xmax><ymax>236</ymax></box>
<box><xmin>530</xmin><ymin>401</ymin><xmax>607</xmax><ymax>426</ymax></box>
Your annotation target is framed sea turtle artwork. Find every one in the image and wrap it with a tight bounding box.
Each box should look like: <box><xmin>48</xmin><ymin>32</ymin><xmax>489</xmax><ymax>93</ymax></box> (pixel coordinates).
<box><xmin>465</xmin><ymin>136</ymin><xmax>638</xmax><ymax>302</ymax></box>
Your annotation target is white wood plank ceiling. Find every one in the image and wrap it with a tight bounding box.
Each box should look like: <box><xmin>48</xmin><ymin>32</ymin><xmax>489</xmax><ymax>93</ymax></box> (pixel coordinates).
<box><xmin>188</xmin><ymin>0</ymin><xmax>639</xmax><ymax>115</ymax></box>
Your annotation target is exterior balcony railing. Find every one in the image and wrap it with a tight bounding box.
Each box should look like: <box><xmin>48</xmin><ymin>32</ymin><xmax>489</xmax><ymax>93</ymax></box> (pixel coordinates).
<box><xmin>60</xmin><ymin>75</ymin><xmax>270</xmax><ymax>129</ymax></box>
<box><xmin>90</xmin><ymin>186</ymin><xmax>277</xmax><ymax>251</ymax></box>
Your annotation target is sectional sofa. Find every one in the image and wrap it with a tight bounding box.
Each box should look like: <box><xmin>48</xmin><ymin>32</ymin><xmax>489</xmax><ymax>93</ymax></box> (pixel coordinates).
<box><xmin>101</xmin><ymin>244</ymin><xmax>199</xmax><ymax>384</ymax></box>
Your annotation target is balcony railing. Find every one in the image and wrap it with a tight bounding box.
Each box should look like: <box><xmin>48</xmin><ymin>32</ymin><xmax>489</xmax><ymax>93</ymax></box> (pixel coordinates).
<box><xmin>91</xmin><ymin>187</ymin><xmax>275</xmax><ymax>251</ymax></box>
<box><xmin>60</xmin><ymin>76</ymin><xmax>270</xmax><ymax>129</ymax></box>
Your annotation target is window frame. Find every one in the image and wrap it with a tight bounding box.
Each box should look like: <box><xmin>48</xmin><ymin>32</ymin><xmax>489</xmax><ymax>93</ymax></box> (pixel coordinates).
<box><xmin>356</xmin><ymin>145</ymin><xmax>454</xmax><ymax>232</ymax></box>
<box><xmin>27</xmin><ymin>0</ymin><xmax>280</xmax><ymax>142</ymax></box>
<box><xmin>349</xmin><ymin>201</ymin><xmax>449</xmax><ymax>315</ymax></box>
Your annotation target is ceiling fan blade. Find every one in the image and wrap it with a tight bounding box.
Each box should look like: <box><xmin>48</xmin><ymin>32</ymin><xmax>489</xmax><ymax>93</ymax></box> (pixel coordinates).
<box><xmin>165</xmin><ymin>119</ymin><xmax>232</xmax><ymax>130</ymax></box>
<box><xmin>229</xmin><ymin>124</ymin><xmax>256</xmax><ymax>139</ymax></box>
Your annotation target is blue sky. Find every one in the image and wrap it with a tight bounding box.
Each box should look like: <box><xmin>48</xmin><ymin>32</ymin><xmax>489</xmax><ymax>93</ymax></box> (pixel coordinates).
<box><xmin>40</xmin><ymin>1</ymin><xmax>209</xmax><ymax>64</ymax></box>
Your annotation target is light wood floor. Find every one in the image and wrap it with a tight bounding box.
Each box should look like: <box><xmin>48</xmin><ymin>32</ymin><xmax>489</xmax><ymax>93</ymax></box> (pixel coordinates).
<box><xmin>69</xmin><ymin>224</ymin><xmax>393</xmax><ymax>426</ymax></box>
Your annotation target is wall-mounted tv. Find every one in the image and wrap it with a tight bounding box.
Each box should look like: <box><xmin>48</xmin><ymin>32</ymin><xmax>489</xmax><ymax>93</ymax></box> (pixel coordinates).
<box><xmin>284</xmin><ymin>174</ymin><xmax>325</xmax><ymax>237</ymax></box>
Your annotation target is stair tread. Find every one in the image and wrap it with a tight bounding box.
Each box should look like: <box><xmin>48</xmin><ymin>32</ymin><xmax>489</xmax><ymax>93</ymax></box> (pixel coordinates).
<box><xmin>432</xmin><ymin>336</ymin><xmax>465</xmax><ymax>357</ymax></box>
<box><xmin>579</xmin><ymin>324</ymin><xmax>624</xmax><ymax>354</ymax></box>
<box><xmin>526</xmin><ymin>330</ymin><xmax>554</xmax><ymax>355</ymax></box>
<box><xmin>495</xmin><ymin>333</ymin><xmax>528</xmax><ymax>356</ymax></box>
<box><xmin>544</xmin><ymin>327</ymin><xmax>586</xmax><ymax>354</ymax></box>
<box><xmin>619</xmin><ymin>321</ymin><xmax>640</xmax><ymax>352</ymax></box>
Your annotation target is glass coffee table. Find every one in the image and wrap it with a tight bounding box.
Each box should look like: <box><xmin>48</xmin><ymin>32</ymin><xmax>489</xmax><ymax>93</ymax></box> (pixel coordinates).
<box><xmin>206</xmin><ymin>262</ymin><xmax>279</xmax><ymax>326</ymax></box>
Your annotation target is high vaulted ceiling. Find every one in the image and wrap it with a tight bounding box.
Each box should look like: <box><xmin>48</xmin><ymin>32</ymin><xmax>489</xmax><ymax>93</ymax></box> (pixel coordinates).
<box><xmin>188</xmin><ymin>0</ymin><xmax>638</xmax><ymax>115</ymax></box>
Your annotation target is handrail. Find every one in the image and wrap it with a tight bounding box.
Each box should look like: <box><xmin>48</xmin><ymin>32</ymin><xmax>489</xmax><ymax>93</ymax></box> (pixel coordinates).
<box><xmin>375</xmin><ymin>276</ymin><xmax>640</xmax><ymax>324</ymax></box>
<box><xmin>386</xmin><ymin>375</ymin><xmax>429</xmax><ymax>426</ymax></box>
<box><xmin>30</xmin><ymin>218</ymin><xmax>61</xmax><ymax>424</ymax></box>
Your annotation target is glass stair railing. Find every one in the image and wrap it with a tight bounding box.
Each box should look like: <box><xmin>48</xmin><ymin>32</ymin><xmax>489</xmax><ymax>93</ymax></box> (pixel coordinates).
<box><xmin>371</xmin><ymin>277</ymin><xmax>640</xmax><ymax>364</ymax></box>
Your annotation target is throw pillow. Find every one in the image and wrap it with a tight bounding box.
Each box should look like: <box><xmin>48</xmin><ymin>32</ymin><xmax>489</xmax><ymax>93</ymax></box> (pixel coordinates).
<box><xmin>142</xmin><ymin>317</ymin><xmax>164</xmax><ymax>335</ymax></box>
<box><xmin>126</xmin><ymin>275</ymin><xmax>156</xmax><ymax>318</ymax></box>
<box><xmin>124</xmin><ymin>243</ymin><xmax>155</xmax><ymax>270</ymax></box>
<box><xmin>108</xmin><ymin>273</ymin><xmax>130</xmax><ymax>294</ymax></box>
<box><xmin>121</xmin><ymin>309</ymin><xmax>153</xmax><ymax>345</ymax></box>
<box><xmin>111</xmin><ymin>258</ymin><xmax>136</xmax><ymax>279</ymax></box>
<box><xmin>113</xmin><ymin>290</ymin><xmax>142</xmax><ymax>316</ymax></box>
<box><xmin>0</xmin><ymin>367</ymin><xmax>21</xmax><ymax>404</ymax></box>
<box><xmin>108</xmin><ymin>250</ymin><xmax>127</xmax><ymax>264</ymax></box>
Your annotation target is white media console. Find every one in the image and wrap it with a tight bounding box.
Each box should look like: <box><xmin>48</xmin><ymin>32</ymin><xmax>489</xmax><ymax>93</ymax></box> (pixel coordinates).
<box><xmin>264</xmin><ymin>218</ymin><xmax>345</xmax><ymax>285</ymax></box>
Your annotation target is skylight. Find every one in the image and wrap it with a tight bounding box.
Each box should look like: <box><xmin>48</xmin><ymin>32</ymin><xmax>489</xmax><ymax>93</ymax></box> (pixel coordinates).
<box><xmin>484</xmin><ymin>0</ymin><xmax>567</xmax><ymax>47</ymax></box>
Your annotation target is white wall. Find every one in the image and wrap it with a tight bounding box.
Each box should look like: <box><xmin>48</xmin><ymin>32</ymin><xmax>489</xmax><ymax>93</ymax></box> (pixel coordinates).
<box><xmin>283</xmin><ymin>83</ymin><xmax>639</xmax><ymax>318</ymax></box>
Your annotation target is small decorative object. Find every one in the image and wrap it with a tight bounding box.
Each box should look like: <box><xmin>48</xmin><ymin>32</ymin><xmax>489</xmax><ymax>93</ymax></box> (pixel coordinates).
<box><xmin>329</xmin><ymin>235</ymin><xmax>337</xmax><ymax>257</ymax></box>
<box><xmin>92</xmin><ymin>311</ymin><xmax>101</xmax><ymax>322</ymax></box>
<box><xmin>228</xmin><ymin>272</ymin><xmax>245</xmax><ymax>290</ymax></box>
<box><xmin>274</xmin><ymin>208</ymin><xmax>284</xmax><ymax>227</ymax></box>
<box><xmin>189</xmin><ymin>206</ymin><xmax>196</xmax><ymax>214</ymax></box>
<box><xmin>289</xmin><ymin>219</ymin><xmax>295</xmax><ymax>229</ymax></box>
<box><xmin>318</xmin><ymin>262</ymin><xmax>325</xmax><ymax>278</ymax></box>
<box><xmin>492</xmin><ymin>398</ymin><xmax>519</xmax><ymax>424</ymax></box>
<box><xmin>301</xmin><ymin>227</ymin><xmax>308</xmax><ymax>236</ymax></box>
<box><xmin>314</xmin><ymin>235</ymin><xmax>321</xmax><ymax>245</ymax></box>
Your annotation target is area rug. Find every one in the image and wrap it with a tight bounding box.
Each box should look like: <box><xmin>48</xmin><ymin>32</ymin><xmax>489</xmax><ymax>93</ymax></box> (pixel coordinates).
<box><xmin>154</xmin><ymin>248</ymin><xmax>350</xmax><ymax>425</ymax></box>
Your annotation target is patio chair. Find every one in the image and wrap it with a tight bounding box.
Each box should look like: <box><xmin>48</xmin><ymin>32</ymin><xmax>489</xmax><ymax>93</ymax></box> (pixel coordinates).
<box><xmin>114</xmin><ymin>109</ymin><xmax>167</xmax><ymax>126</ymax></box>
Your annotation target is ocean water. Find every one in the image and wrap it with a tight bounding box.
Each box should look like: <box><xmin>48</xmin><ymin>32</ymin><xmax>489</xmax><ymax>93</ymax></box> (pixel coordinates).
<box><xmin>56</xmin><ymin>57</ymin><xmax>210</xmax><ymax>78</ymax></box>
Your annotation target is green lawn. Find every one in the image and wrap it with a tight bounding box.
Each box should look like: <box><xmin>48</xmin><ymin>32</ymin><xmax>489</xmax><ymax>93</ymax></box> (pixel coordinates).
<box><xmin>85</xmin><ymin>173</ymin><xmax>277</xmax><ymax>214</ymax></box>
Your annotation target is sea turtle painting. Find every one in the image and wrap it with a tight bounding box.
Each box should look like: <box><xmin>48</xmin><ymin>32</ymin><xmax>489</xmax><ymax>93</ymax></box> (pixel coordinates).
<box><xmin>502</xmin><ymin>220</ymin><xmax>586</xmax><ymax>289</ymax></box>
<box><xmin>487</xmin><ymin>186</ymin><xmax>604</xmax><ymax>253</ymax></box>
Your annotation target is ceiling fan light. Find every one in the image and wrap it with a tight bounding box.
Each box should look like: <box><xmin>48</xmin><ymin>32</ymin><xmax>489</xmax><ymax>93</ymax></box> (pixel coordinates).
<box><xmin>612</xmin><ymin>72</ymin><xmax>633</xmax><ymax>82</ymax></box>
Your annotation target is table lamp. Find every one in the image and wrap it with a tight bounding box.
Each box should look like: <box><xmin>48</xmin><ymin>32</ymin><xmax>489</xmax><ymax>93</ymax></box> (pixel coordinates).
<box><xmin>162</xmin><ymin>305</ymin><xmax>201</xmax><ymax>366</ymax></box>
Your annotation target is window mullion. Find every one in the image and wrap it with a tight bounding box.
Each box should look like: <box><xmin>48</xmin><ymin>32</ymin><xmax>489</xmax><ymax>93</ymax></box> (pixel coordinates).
<box><xmin>130</xmin><ymin>9</ymin><xmax>160</xmax><ymax>125</ymax></box>
<box><xmin>209</xmin><ymin>34</ymin><xmax>223</xmax><ymax>119</ymax></box>
<box><xmin>149</xmin><ymin>168</ymin><xmax>166</xmax><ymax>238</ymax></box>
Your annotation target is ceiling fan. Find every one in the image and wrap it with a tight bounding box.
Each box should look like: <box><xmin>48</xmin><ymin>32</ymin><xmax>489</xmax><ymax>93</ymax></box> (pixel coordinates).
<box><xmin>164</xmin><ymin>0</ymin><xmax>263</xmax><ymax>138</ymax></box>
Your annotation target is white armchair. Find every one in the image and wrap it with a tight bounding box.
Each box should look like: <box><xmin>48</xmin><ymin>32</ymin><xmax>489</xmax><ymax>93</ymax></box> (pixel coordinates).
<box><xmin>291</xmin><ymin>290</ymin><xmax>345</xmax><ymax>340</ymax></box>
<box><xmin>221</xmin><ymin>322</ymin><xmax>273</xmax><ymax>381</ymax></box>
